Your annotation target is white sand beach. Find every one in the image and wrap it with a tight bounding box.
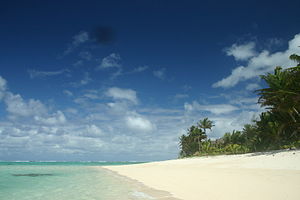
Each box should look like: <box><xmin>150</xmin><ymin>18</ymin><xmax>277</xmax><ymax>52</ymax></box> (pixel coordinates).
<box><xmin>103</xmin><ymin>150</ymin><xmax>300</xmax><ymax>200</ymax></box>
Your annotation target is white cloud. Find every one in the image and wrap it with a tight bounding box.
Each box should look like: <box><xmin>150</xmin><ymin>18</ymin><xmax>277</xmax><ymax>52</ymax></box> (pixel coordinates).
<box><xmin>2</xmin><ymin>127</ymin><xmax>24</xmax><ymax>137</ymax></box>
<box><xmin>65</xmin><ymin>108</ymin><xmax>78</xmax><ymax>114</ymax></box>
<box><xmin>83</xmin><ymin>93</ymin><xmax>99</xmax><ymax>100</ymax></box>
<box><xmin>0</xmin><ymin>76</ymin><xmax>7</xmax><ymax>91</ymax></box>
<box><xmin>153</xmin><ymin>68</ymin><xmax>166</xmax><ymax>80</ymax></box>
<box><xmin>229</xmin><ymin>97</ymin><xmax>258</xmax><ymax>105</ymax></box>
<box><xmin>28</xmin><ymin>69</ymin><xmax>69</xmax><ymax>79</ymax></box>
<box><xmin>106</xmin><ymin>87</ymin><xmax>138</xmax><ymax>104</ymax></box>
<box><xmin>225</xmin><ymin>42</ymin><xmax>257</xmax><ymax>61</ymax></box>
<box><xmin>107</xmin><ymin>101</ymin><xmax>129</xmax><ymax>114</ymax></box>
<box><xmin>98</xmin><ymin>53</ymin><xmax>121</xmax><ymax>69</ymax></box>
<box><xmin>0</xmin><ymin>76</ymin><xmax>7</xmax><ymax>100</ymax></box>
<box><xmin>212</xmin><ymin>65</ymin><xmax>246</xmax><ymax>88</ymax></box>
<box><xmin>0</xmin><ymin>73</ymin><xmax>264</xmax><ymax>161</ymax></box>
<box><xmin>34</xmin><ymin>111</ymin><xmax>67</xmax><ymax>125</ymax></box>
<box><xmin>130</xmin><ymin>66</ymin><xmax>148</xmax><ymax>73</ymax></box>
<box><xmin>182</xmin><ymin>102</ymin><xmax>261</xmax><ymax>139</ymax></box>
<box><xmin>63</xmin><ymin>90</ymin><xmax>73</xmax><ymax>97</ymax></box>
<box><xmin>72</xmin><ymin>31</ymin><xmax>89</xmax><ymax>46</ymax></box>
<box><xmin>213</xmin><ymin>33</ymin><xmax>300</xmax><ymax>88</ymax></box>
<box><xmin>83</xmin><ymin>124</ymin><xmax>103</xmax><ymax>138</ymax></box>
<box><xmin>246</xmin><ymin>83</ymin><xmax>260</xmax><ymax>91</ymax></box>
<box><xmin>184</xmin><ymin>101</ymin><xmax>238</xmax><ymax>115</ymax></box>
<box><xmin>4</xmin><ymin>93</ymin><xmax>48</xmax><ymax>118</ymax></box>
<box><xmin>125</xmin><ymin>115</ymin><xmax>155</xmax><ymax>132</ymax></box>
<box><xmin>64</xmin><ymin>31</ymin><xmax>89</xmax><ymax>55</ymax></box>
<box><xmin>0</xmin><ymin>76</ymin><xmax>67</xmax><ymax>126</ymax></box>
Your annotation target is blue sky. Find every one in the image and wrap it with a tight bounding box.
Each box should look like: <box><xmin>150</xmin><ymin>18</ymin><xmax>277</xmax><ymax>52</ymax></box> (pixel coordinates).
<box><xmin>1</xmin><ymin>0</ymin><xmax>300</xmax><ymax>161</ymax></box>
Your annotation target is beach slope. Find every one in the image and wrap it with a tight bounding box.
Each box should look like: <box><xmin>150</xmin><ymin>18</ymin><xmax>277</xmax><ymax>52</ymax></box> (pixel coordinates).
<box><xmin>103</xmin><ymin>150</ymin><xmax>300</xmax><ymax>200</ymax></box>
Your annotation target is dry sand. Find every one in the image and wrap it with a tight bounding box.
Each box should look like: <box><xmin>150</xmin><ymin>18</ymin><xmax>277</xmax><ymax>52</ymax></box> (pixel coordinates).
<box><xmin>102</xmin><ymin>150</ymin><xmax>300</xmax><ymax>200</ymax></box>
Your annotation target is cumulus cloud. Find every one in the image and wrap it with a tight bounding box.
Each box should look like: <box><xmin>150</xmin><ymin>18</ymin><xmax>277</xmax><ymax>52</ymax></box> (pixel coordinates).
<box><xmin>4</xmin><ymin>93</ymin><xmax>48</xmax><ymax>118</ymax></box>
<box><xmin>225</xmin><ymin>42</ymin><xmax>257</xmax><ymax>61</ymax></box>
<box><xmin>0</xmin><ymin>73</ymin><xmax>263</xmax><ymax>161</ymax></box>
<box><xmin>153</xmin><ymin>68</ymin><xmax>166</xmax><ymax>80</ymax></box>
<box><xmin>0</xmin><ymin>76</ymin><xmax>68</xmax><ymax>126</ymax></box>
<box><xmin>34</xmin><ymin>111</ymin><xmax>67</xmax><ymax>125</ymax></box>
<box><xmin>0</xmin><ymin>76</ymin><xmax>49</xmax><ymax>118</ymax></box>
<box><xmin>82</xmin><ymin>124</ymin><xmax>103</xmax><ymax>138</ymax></box>
<box><xmin>213</xmin><ymin>33</ymin><xmax>300</xmax><ymax>88</ymax></box>
<box><xmin>0</xmin><ymin>76</ymin><xmax>183</xmax><ymax>161</ymax></box>
<box><xmin>125</xmin><ymin>115</ymin><xmax>155</xmax><ymax>132</ymax></box>
<box><xmin>184</xmin><ymin>101</ymin><xmax>238</xmax><ymax>115</ymax></box>
<box><xmin>105</xmin><ymin>87</ymin><xmax>138</xmax><ymax>104</ymax></box>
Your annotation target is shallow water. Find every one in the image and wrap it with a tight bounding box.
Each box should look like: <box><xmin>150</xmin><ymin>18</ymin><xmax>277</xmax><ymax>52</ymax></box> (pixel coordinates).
<box><xmin>0</xmin><ymin>162</ymin><xmax>152</xmax><ymax>200</ymax></box>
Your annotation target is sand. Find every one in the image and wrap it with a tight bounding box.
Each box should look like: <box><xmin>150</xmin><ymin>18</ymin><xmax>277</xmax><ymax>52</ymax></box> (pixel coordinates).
<box><xmin>102</xmin><ymin>150</ymin><xmax>300</xmax><ymax>200</ymax></box>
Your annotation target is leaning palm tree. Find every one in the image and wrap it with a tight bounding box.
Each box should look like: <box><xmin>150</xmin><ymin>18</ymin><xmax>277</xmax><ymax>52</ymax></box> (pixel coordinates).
<box><xmin>198</xmin><ymin>118</ymin><xmax>214</xmax><ymax>138</ymax></box>
<box><xmin>256</xmin><ymin>55</ymin><xmax>300</xmax><ymax>142</ymax></box>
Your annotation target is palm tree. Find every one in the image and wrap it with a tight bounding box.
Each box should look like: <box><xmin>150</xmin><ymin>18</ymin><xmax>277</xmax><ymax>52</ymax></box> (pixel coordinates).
<box><xmin>256</xmin><ymin>55</ymin><xmax>300</xmax><ymax>142</ymax></box>
<box><xmin>198</xmin><ymin>118</ymin><xmax>214</xmax><ymax>138</ymax></box>
<box><xmin>189</xmin><ymin>125</ymin><xmax>206</xmax><ymax>152</ymax></box>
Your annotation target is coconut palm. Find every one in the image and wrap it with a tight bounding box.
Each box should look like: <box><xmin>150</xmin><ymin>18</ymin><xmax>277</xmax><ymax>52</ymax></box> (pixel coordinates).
<box><xmin>198</xmin><ymin>118</ymin><xmax>214</xmax><ymax>138</ymax></box>
<box><xmin>189</xmin><ymin>125</ymin><xmax>206</xmax><ymax>152</ymax></box>
<box><xmin>256</xmin><ymin>55</ymin><xmax>300</xmax><ymax>142</ymax></box>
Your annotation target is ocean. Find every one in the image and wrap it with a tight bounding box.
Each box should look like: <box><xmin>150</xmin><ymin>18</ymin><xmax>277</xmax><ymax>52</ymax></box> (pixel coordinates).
<box><xmin>0</xmin><ymin>162</ymin><xmax>154</xmax><ymax>200</ymax></box>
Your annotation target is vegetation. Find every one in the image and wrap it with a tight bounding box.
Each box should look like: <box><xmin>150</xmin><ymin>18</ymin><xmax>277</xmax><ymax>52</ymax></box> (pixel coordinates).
<box><xmin>179</xmin><ymin>54</ymin><xmax>300</xmax><ymax>158</ymax></box>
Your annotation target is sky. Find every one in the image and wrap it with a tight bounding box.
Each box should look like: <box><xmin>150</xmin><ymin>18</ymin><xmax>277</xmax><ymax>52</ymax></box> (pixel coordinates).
<box><xmin>0</xmin><ymin>0</ymin><xmax>300</xmax><ymax>161</ymax></box>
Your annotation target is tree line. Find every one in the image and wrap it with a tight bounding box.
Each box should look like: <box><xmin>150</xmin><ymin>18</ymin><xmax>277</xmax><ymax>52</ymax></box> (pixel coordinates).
<box><xmin>179</xmin><ymin>54</ymin><xmax>300</xmax><ymax>157</ymax></box>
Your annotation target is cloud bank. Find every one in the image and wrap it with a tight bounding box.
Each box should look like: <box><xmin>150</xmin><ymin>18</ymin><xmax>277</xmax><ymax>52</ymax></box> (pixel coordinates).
<box><xmin>213</xmin><ymin>33</ymin><xmax>300</xmax><ymax>88</ymax></box>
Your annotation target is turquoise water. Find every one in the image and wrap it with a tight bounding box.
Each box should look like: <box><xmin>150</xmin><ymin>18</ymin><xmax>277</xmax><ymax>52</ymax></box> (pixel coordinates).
<box><xmin>0</xmin><ymin>162</ymin><xmax>151</xmax><ymax>200</ymax></box>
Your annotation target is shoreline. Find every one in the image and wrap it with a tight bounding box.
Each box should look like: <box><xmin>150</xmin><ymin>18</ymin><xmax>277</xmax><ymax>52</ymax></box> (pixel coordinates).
<box><xmin>102</xmin><ymin>150</ymin><xmax>300</xmax><ymax>200</ymax></box>
<box><xmin>98</xmin><ymin>167</ymin><xmax>181</xmax><ymax>200</ymax></box>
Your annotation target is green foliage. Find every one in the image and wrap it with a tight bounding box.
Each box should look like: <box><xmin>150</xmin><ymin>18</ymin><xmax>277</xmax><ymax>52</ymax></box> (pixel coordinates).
<box><xmin>198</xmin><ymin>118</ymin><xmax>214</xmax><ymax>135</ymax></box>
<box><xmin>179</xmin><ymin>119</ymin><xmax>208</xmax><ymax>157</ymax></box>
<box><xmin>256</xmin><ymin>63</ymin><xmax>300</xmax><ymax>145</ymax></box>
<box><xmin>223</xmin><ymin>144</ymin><xmax>249</xmax><ymax>154</ymax></box>
<box><xmin>222</xmin><ymin>130</ymin><xmax>245</xmax><ymax>145</ymax></box>
<box><xmin>179</xmin><ymin>54</ymin><xmax>300</xmax><ymax>158</ymax></box>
